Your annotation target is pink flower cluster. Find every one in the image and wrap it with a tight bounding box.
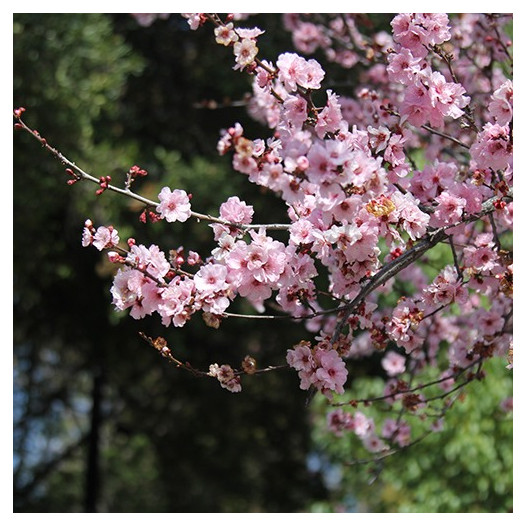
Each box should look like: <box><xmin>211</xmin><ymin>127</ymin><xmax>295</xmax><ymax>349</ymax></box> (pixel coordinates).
<box><xmin>209</xmin><ymin>363</ymin><xmax>242</xmax><ymax>393</ymax></box>
<box><xmin>287</xmin><ymin>338</ymin><xmax>348</xmax><ymax>397</ymax></box>
<box><xmin>327</xmin><ymin>408</ymin><xmax>388</xmax><ymax>452</ymax></box>
<box><xmin>77</xmin><ymin>13</ymin><xmax>512</xmax><ymax>454</ymax></box>
<box><xmin>82</xmin><ymin>220</ymin><xmax>119</xmax><ymax>251</ymax></box>
<box><xmin>388</xmin><ymin>14</ymin><xmax>470</xmax><ymax>128</ymax></box>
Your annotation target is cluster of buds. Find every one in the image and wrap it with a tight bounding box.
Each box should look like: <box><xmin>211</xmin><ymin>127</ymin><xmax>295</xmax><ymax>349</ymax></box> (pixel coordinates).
<box><xmin>96</xmin><ymin>175</ymin><xmax>112</xmax><ymax>196</ymax></box>
<box><xmin>125</xmin><ymin>164</ymin><xmax>148</xmax><ymax>190</ymax></box>
<box><xmin>139</xmin><ymin>207</ymin><xmax>161</xmax><ymax>223</ymax></box>
<box><xmin>13</xmin><ymin>107</ymin><xmax>26</xmax><ymax>119</ymax></box>
<box><xmin>65</xmin><ymin>168</ymin><xmax>81</xmax><ymax>186</ymax></box>
<box><xmin>493</xmin><ymin>198</ymin><xmax>507</xmax><ymax>210</ymax></box>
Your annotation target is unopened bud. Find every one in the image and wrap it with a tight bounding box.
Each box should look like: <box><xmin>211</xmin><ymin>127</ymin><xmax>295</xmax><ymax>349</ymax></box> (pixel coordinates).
<box><xmin>241</xmin><ymin>355</ymin><xmax>257</xmax><ymax>374</ymax></box>
<box><xmin>107</xmin><ymin>251</ymin><xmax>120</xmax><ymax>263</ymax></box>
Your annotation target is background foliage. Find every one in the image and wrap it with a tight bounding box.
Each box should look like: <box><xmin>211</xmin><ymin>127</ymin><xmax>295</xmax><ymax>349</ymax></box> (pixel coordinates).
<box><xmin>13</xmin><ymin>13</ymin><xmax>512</xmax><ymax>513</ymax></box>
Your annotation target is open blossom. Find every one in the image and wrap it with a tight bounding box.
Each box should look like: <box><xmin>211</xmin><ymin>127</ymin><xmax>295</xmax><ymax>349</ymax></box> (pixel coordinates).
<box><xmin>352</xmin><ymin>411</ymin><xmax>375</xmax><ymax>438</ymax></box>
<box><xmin>387</xmin><ymin>47</ymin><xmax>423</xmax><ymax>84</ymax></box>
<box><xmin>126</xmin><ymin>243</ymin><xmax>170</xmax><ymax>279</ymax></box>
<box><xmin>381</xmin><ymin>351</ymin><xmax>406</xmax><ymax>376</ymax></box>
<box><xmin>327</xmin><ymin>408</ymin><xmax>354</xmax><ymax>436</ymax></box>
<box><xmin>276</xmin><ymin>52</ymin><xmax>325</xmax><ymax>92</ymax></box>
<box><xmin>431</xmin><ymin>191</ymin><xmax>466</xmax><ymax>227</ymax></box>
<box><xmin>233</xmin><ymin>38</ymin><xmax>258</xmax><ymax>69</ymax></box>
<box><xmin>315</xmin><ymin>349</ymin><xmax>348</xmax><ymax>395</ymax></box>
<box><xmin>74</xmin><ymin>13</ymin><xmax>513</xmax><ymax>449</ymax></box>
<box><xmin>423</xmin><ymin>265</ymin><xmax>468</xmax><ymax>308</ymax></box>
<box><xmin>92</xmin><ymin>226</ymin><xmax>119</xmax><ymax>251</ymax></box>
<box><xmin>158</xmin><ymin>277</ymin><xmax>195</xmax><ymax>327</ymax></box>
<box><xmin>463</xmin><ymin>233</ymin><xmax>499</xmax><ymax>273</ymax></box>
<box><xmin>194</xmin><ymin>263</ymin><xmax>229</xmax><ymax>294</ymax></box>
<box><xmin>219</xmin><ymin>196</ymin><xmax>254</xmax><ymax>224</ymax></box>
<box><xmin>470</xmin><ymin>122</ymin><xmax>512</xmax><ymax>171</ymax></box>
<box><xmin>156</xmin><ymin>187</ymin><xmax>191</xmax><ymax>222</ymax></box>
<box><xmin>391</xmin><ymin>13</ymin><xmax>450</xmax><ymax>58</ymax></box>
<box><xmin>287</xmin><ymin>339</ymin><xmax>347</xmax><ymax>396</ymax></box>
<box><xmin>382</xmin><ymin>418</ymin><xmax>411</xmax><ymax>446</ymax></box>
<box><xmin>291</xmin><ymin>21</ymin><xmax>326</xmax><ymax>54</ymax></box>
<box><xmin>489</xmin><ymin>80</ymin><xmax>513</xmax><ymax>125</ymax></box>
<box><xmin>315</xmin><ymin>90</ymin><xmax>344</xmax><ymax>138</ymax></box>
<box><xmin>209</xmin><ymin>363</ymin><xmax>242</xmax><ymax>393</ymax></box>
<box><xmin>214</xmin><ymin>22</ymin><xmax>238</xmax><ymax>46</ymax></box>
<box><xmin>181</xmin><ymin>13</ymin><xmax>203</xmax><ymax>30</ymax></box>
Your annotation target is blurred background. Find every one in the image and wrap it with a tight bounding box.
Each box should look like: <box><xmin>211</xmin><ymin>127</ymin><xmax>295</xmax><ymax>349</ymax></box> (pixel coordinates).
<box><xmin>13</xmin><ymin>13</ymin><xmax>512</xmax><ymax>512</ymax></box>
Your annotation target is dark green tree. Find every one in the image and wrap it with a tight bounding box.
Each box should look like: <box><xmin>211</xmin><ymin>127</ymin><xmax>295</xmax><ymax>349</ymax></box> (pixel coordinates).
<box><xmin>14</xmin><ymin>13</ymin><xmax>327</xmax><ymax>512</ymax></box>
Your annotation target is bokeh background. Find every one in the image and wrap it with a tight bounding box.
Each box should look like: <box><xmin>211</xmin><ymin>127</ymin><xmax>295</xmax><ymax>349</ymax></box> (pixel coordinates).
<box><xmin>13</xmin><ymin>13</ymin><xmax>512</xmax><ymax>512</ymax></box>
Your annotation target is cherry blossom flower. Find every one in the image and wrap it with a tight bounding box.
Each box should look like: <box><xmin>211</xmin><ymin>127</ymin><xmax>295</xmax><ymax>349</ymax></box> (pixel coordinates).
<box><xmin>92</xmin><ymin>225</ymin><xmax>119</xmax><ymax>251</ymax></box>
<box><xmin>156</xmin><ymin>187</ymin><xmax>191</xmax><ymax>223</ymax></box>
<box><xmin>381</xmin><ymin>351</ymin><xmax>406</xmax><ymax>376</ymax></box>
<box><xmin>489</xmin><ymin>80</ymin><xmax>513</xmax><ymax>125</ymax></box>
<box><xmin>233</xmin><ymin>38</ymin><xmax>258</xmax><ymax>70</ymax></box>
<box><xmin>214</xmin><ymin>22</ymin><xmax>238</xmax><ymax>46</ymax></box>
<box><xmin>470</xmin><ymin>122</ymin><xmax>512</xmax><ymax>171</ymax></box>
<box><xmin>276</xmin><ymin>52</ymin><xmax>325</xmax><ymax>92</ymax></box>
<box><xmin>209</xmin><ymin>364</ymin><xmax>242</xmax><ymax>393</ymax></box>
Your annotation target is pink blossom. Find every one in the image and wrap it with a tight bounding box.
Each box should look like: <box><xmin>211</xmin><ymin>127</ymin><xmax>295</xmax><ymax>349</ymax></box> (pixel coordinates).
<box><xmin>236</xmin><ymin>27</ymin><xmax>265</xmax><ymax>40</ymax></box>
<box><xmin>194</xmin><ymin>263</ymin><xmax>229</xmax><ymax>294</ymax></box>
<box><xmin>209</xmin><ymin>364</ymin><xmax>242</xmax><ymax>393</ymax></box>
<box><xmin>110</xmin><ymin>268</ymin><xmax>144</xmax><ymax>311</ymax></box>
<box><xmin>423</xmin><ymin>265</ymin><xmax>468</xmax><ymax>308</ymax></box>
<box><xmin>214</xmin><ymin>22</ymin><xmax>239</xmax><ymax>46</ymax></box>
<box><xmin>327</xmin><ymin>408</ymin><xmax>354</xmax><ymax>436</ymax></box>
<box><xmin>381</xmin><ymin>418</ymin><xmax>411</xmax><ymax>446</ymax></box>
<box><xmin>233</xmin><ymin>38</ymin><xmax>258</xmax><ymax>69</ymax></box>
<box><xmin>387</xmin><ymin>47</ymin><xmax>423</xmax><ymax>83</ymax></box>
<box><xmin>214</xmin><ymin>22</ymin><xmax>238</xmax><ymax>46</ymax></box>
<box><xmin>82</xmin><ymin>223</ymin><xmax>94</xmax><ymax>247</ymax></box>
<box><xmin>286</xmin><ymin>342</ymin><xmax>315</xmax><ymax>371</ymax></box>
<box><xmin>315</xmin><ymin>90</ymin><xmax>344</xmax><ymax>138</ymax></box>
<box><xmin>391</xmin><ymin>13</ymin><xmax>450</xmax><ymax>57</ymax></box>
<box><xmin>431</xmin><ymin>191</ymin><xmax>466</xmax><ymax>227</ymax></box>
<box><xmin>353</xmin><ymin>411</ymin><xmax>375</xmax><ymax>438</ymax></box>
<box><xmin>489</xmin><ymin>80</ymin><xmax>513</xmax><ymax>125</ymax></box>
<box><xmin>500</xmin><ymin>397</ymin><xmax>513</xmax><ymax>413</ymax></box>
<box><xmin>92</xmin><ymin>225</ymin><xmax>119</xmax><ymax>251</ymax></box>
<box><xmin>219</xmin><ymin>196</ymin><xmax>254</xmax><ymax>225</ymax></box>
<box><xmin>156</xmin><ymin>187</ymin><xmax>191</xmax><ymax>223</ymax></box>
<box><xmin>368</xmin><ymin>125</ymin><xmax>391</xmax><ymax>153</ymax></box>
<box><xmin>463</xmin><ymin>243</ymin><xmax>498</xmax><ymax>273</ymax></box>
<box><xmin>282</xmin><ymin>95</ymin><xmax>308</xmax><ymax>128</ymax></box>
<box><xmin>470</xmin><ymin>122</ymin><xmax>512</xmax><ymax>171</ymax></box>
<box><xmin>391</xmin><ymin>14</ymin><xmax>428</xmax><ymax>57</ymax></box>
<box><xmin>291</xmin><ymin>22</ymin><xmax>326</xmax><ymax>54</ymax></box>
<box><xmin>305</xmin><ymin>142</ymin><xmax>336</xmax><ymax>184</ymax></box>
<box><xmin>381</xmin><ymin>351</ymin><xmax>406</xmax><ymax>376</ymax></box>
<box><xmin>181</xmin><ymin>13</ymin><xmax>202</xmax><ymax>30</ymax></box>
<box><xmin>232</xmin><ymin>152</ymin><xmax>258</xmax><ymax>175</ymax></box>
<box><xmin>276</xmin><ymin>52</ymin><xmax>325</xmax><ymax>92</ymax></box>
<box><xmin>362</xmin><ymin>433</ymin><xmax>388</xmax><ymax>453</ymax></box>
<box><xmin>126</xmin><ymin>243</ymin><xmax>170</xmax><ymax>279</ymax></box>
<box><xmin>158</xmin><ymin>277</ymin><xmax>195</xmax><ymax>327</ymax></box>
<box><xmin>289</xmin><ymin>218</ymin><xmax>315</xmax><ymax>246</ymax></box>
<box><xmin>314</xmin><ymin>348</ymin><xmax>348</xmax><ymax>395</ymax></box>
